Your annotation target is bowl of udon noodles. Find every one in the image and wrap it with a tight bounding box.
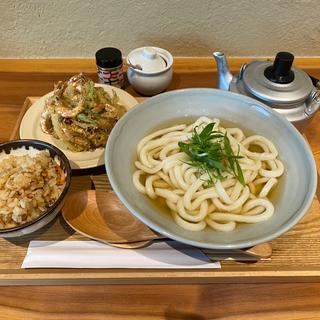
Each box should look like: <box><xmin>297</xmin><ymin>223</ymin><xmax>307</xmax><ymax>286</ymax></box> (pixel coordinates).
<box><xmin>105</xmin><ymin>89</ymin><xmax>317</xmax><ymax>249</ymax></box>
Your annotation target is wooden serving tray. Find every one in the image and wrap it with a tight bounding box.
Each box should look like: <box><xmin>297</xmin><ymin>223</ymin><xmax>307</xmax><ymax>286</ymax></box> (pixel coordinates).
<box><xmin>0</xmin><ymin>96</ymin><xmax>319</xmax><ymax>286</ymax></box>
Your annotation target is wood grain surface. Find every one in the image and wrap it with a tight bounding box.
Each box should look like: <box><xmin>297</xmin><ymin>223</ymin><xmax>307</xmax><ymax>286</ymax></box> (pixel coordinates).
<box><xmin>0</xmin><ymin>283</ymin><xmax>319</xmax><ymax>320</ymax></box>
<box><xmin>1</xmin><ymin>58</ymin><xmax>320</xmax><ymax>319</ymax></box>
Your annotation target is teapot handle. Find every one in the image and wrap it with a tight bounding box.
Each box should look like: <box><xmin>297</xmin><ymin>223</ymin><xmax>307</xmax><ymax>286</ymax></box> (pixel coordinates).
<box><xmin>308</xmin><ymin>74</ymin><xmax>320</xmax><ymax>89</ymax></box>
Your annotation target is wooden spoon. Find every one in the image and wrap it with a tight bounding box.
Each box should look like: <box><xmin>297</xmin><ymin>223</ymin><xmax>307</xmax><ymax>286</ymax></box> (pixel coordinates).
<box><xmin>202</xmin><ymin>242</ymin><xmax>273</xmax><ymax>261</ymax></box>
<box><xmin>62</xmin><ymin>190</ymin><xmax>272</xmax><ymax>259</ymax></box>
<box><xmin>62</xmin><ymin>190</ymin><xmax>165</xmax><ymax>248</ymax></box>
<box><xmin>101</xmin><ymin>240</ymin><xmax>151</xmax><ymax>249</ymax></box>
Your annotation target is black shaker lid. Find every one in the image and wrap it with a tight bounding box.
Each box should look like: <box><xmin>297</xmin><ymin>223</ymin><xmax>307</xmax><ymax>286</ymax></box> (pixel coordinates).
<box><xmin>95</xmin><ymin>47</ymin><xmax>122</xmax><ymax>68</ymax></box>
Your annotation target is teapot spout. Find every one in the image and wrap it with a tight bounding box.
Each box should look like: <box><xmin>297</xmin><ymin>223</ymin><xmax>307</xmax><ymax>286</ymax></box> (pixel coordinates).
<box><xmin>213</xmin><ymin>52</ymin><xmax>233</xmax><ymax>91</ymax></box>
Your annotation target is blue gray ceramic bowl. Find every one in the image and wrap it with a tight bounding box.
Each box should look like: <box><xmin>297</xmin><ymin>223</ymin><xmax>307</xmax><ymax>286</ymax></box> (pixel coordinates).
<box><xmin>0</xmin><ymin>139</ymin><xmax>71</xmax><ymax>238</ymax></box>
<box><xmin>105</xmin><ymin>89</ymin><xmax>317</xmax><ymax>249</ymax></box>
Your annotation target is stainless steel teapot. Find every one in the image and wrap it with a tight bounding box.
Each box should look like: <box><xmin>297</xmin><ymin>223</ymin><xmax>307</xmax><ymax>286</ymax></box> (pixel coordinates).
<box><xmin>213</xmin><ymin>51</ymin><xmax>320</xmax><ymax>131</ymax></box>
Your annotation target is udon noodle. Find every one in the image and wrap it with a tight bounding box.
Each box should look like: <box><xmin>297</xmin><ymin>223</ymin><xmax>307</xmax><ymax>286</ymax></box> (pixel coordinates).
<box><xmin>132</xmin><ymin>117</ymin><xmax>284</xmax><ymax>232</ymax></box>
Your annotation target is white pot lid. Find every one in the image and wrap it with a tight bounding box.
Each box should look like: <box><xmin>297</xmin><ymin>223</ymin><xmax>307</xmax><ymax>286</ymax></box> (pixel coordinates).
<box><xmin>128</xmin><ymin>47</ymin><xmax>167</xmax><ymax>73</ymax></box>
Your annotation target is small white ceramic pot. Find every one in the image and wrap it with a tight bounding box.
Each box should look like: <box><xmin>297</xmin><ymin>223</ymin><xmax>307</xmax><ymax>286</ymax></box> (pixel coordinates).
<box><xmin>127</xmin><ymin>47</ymin><xmax>173</xmax><ymax>96</ymax></box>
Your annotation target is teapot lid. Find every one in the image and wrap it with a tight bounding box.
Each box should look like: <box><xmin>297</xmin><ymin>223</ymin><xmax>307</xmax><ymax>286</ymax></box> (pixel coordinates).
<box><xmin>127</xmin><ymin>47</ymin><xmax>167</xmax><ymax>73</ymax></box>
<box><xmin>241</xmin><ymin>52</ymin><xmax>314</xmax><ymax>107</ymax></box>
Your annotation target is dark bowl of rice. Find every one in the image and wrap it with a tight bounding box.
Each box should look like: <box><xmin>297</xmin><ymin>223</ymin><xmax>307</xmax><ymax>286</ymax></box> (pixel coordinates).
<box><xmin>0</xmin><ymin>139</ymin><xmax>71</xmax><ymax>237</ymax></box>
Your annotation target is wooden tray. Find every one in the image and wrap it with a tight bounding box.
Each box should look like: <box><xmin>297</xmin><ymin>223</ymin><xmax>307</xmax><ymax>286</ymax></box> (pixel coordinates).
<box><xmin>0</xmin><ymin>96</ymin><xmax>319</xmax><ymax>286</ymax></box>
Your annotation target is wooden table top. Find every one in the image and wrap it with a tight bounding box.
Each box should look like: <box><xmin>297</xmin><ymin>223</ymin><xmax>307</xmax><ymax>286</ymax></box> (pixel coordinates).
<box><xmin>0</xmin><ymin>58</ymin><xmax>320</xmax><ymax>319</ymax></box>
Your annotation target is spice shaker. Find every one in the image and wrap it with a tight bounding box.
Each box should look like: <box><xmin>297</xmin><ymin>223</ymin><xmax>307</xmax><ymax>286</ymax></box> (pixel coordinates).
<box><xmin>95</xmin><ymin>47</ymin><xmax>124</xmax><ymax>88</ymax></box>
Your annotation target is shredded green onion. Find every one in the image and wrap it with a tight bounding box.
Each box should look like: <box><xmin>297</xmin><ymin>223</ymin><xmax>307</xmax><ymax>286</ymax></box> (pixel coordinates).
<box><xmin>178</xmin><ymin>122</ymin><xmax>245</xmax><ymax>186</ymax></box>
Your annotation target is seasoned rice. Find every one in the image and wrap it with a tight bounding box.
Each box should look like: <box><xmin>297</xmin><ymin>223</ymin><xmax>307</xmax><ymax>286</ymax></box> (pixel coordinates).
<box><xmin>0</xmin><ymin>150</ymin><xmax>65</xmax><ymax>229</ymax></box>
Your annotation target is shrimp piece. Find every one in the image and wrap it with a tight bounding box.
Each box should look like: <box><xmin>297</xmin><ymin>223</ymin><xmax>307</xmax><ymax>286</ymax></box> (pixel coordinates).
<box><xmin>68</xmin><ymin>73</ymin><xmax>87</xmax><ymax>86</ymax></box>
<box><xmin>103</xmin><ymin>104</ymin><xmax>118</xmax><ymax>118</ymax></box>
<box><xmin>53</xmin><ymin>81</ymin><xmax>67</xmax><ymax>97</ymax></box>
<box><xmin>91</xmin><ymin>103</ymin><xmax>105</xmax><ymax>113</ymax></box>
<box><xmin>56</xmin><ymin>96</ymin><xmax>85</xmax><ymax>118</ymax></box>
<box><xmin>40</xmin><ymin>110</ymin><xmax>54</xmax><ymax>134</ymax></box>
<box><xmin>55</xmin><ymin>165</ymin><xmax>66</xmax><ymax>185</ymax></box>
